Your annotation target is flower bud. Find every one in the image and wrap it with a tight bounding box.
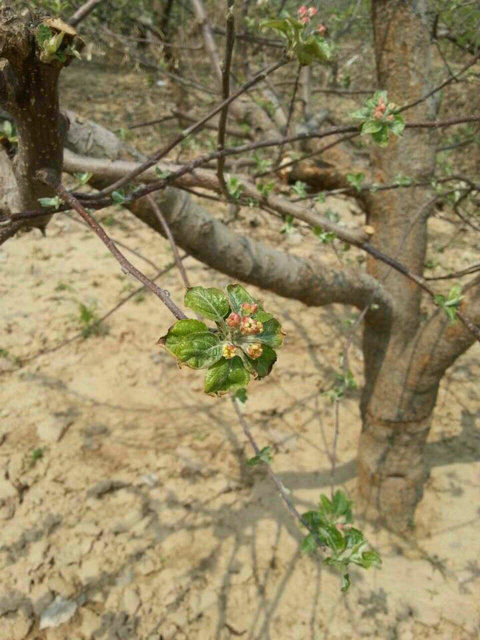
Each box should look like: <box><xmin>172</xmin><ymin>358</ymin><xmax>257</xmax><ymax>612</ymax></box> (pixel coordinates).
<box><xmin>308</xmin><ymin>7</ymin><xmax>318</xmax><ymax>16</ymax></box>
<box><xmin>387</xmin><ymin>114</ymin><xmax>394</xmax><ymax>122</ymax></box>
<box><xmin>240</xmin><ymin>316</ymin><xmax>256</xmax><ymax>335</ymax></box>
<box><xmin>223</xmin><ymin>343</ymin><xmax>236</xmax><ymax>359</ymax></box>
<box><xmin>241</xmin><ymin>302</ymin><xmax>258</xmax><ymax>315</ymax></box>
<box><xmin>247</xmin><ymin>343</ymin><xmax>263</xmax><ymax>360</ymax></box>
<box><xmin>240</xmin><ymin>317</ymin><xmax>263</xmax><ymax>335</ymax></box>
<box><xmin>226</xmin><ymin>312</ymin><xmax>241</xmax><ymax>328</ymax></box>
<box><xmin>317</xmin><ymin>24</ymin><xmax>326</xmax><ymax>35</ymax></box>
<box><xmin>298</xmin><ymin>5</ymin><xmax>308</xmax><ymax>17</ymax></box>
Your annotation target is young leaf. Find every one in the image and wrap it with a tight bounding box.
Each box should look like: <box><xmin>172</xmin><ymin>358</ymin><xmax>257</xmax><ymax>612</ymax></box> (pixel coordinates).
<box><xmin>204</xmin><ymin>356</ymin><xmax>250</xmax><ymax>394</ymax></box>
<box><xmin>244</xmin><ymin>344</ymin><xmax>277</xmax><ymax>379</ymax></box>
<box><xmin>185</xmin><ymin>286</ymin><xmax>230</xmax><ymax>321</ymax></box>
<box><xmin>160</xmin><ymin>319</ymin><xmax>223</xmax><ymax>369</ymax></box>
<box><xmin>246</xmin><ymin>446</ymin><xmax>273</xmax><ymax>466</ymax></box>
<box><xmin>301</xmin><ymin>533</ymin><xmax>317</xmax><ymax>555</ymax></box>
<box><xmin>257</xmin><ymin>318</ymin><xmax>285</xmax><ymax>348</ymax></box>
<box><xmin>225</xmin><ymin>284</ymin><xmax>257</xmax><ymax>314</ymax></box>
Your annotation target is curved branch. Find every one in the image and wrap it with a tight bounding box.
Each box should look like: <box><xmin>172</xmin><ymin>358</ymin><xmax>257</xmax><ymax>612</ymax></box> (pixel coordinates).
<box><xmin>414</xmin><ymin>276</ymin><xmax>480</xmax><ymax>387</ymax></box>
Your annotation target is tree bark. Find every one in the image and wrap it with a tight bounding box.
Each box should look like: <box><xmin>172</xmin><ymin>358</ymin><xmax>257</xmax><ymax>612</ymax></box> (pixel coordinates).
<box><xmin>0</xmin><ymin>6</ymin><xmax>80</xmax><ymax>229</ymax></box>
<box><xmin>357</xmin><ymin>0</ymin><xmax>439</xmax><ymax>530</ymax></box>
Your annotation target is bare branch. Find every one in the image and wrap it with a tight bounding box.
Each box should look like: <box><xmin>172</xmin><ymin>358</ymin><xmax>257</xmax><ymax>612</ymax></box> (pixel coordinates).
<box><xmin>37</xmin><ymin>170</ymin><xmax>187</xmax><ymax>321</ymax></box>
<box><xmin>68</xmin><ymin>0</ymin><xmax>104</xmax><ymax>28</ymax></box>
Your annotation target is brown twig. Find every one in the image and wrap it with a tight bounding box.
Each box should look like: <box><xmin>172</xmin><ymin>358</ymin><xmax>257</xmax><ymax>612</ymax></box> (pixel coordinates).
<box><xmin>69</xmin><ymin>0</ymin><xmax>104</xmax><ymax>27</ymax></box>
<box><xmin>217</xmin><ymin>0</ymin><xmax>236</xmax><ymax>198</ymax></box>
<box><xmin>232</xmin><ymin>398</ymin><xmax>325</xmax><ymax>548</ymax></box>
<box><xmin>398</xmin><ymin>51</ymin><xmax>480</xmax><ymax>114</ymax></box>
<box><xmin>83</xmin><ymin>58</ymin><xmax>287</xmax><ymax>199</ymax></box>
<box><xmin>37</xmin><ymin>170</ymin><xmax>187</xmax><ymax>321</ymax></box>
<box><xmin>146</xmin><ymin>195</ymin><xmax>191</xmax><ymax>289</ymax></box>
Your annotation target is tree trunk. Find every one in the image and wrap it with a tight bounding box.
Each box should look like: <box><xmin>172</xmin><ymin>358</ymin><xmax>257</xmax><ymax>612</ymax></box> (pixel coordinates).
<box><xmin>357</xmin><ymin>0</ymin><xmax>438</xmax><ymax>530</ymax></box>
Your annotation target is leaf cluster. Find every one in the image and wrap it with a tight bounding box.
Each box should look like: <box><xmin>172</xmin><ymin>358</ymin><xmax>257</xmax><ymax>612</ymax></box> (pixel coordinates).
<box><xmin>159</xmin><ymin>284</ymin><xmax>285</xmax><ymax>395</ymax></box>
<box><xmin>351</xmin><ymin>91</ymin><xmax>405</xmax><ymax>147</ymax></box>
<box><xmin>434</xmin><ymin>284</ymin><xmax>463</xmax><ymax>322</ymax></box>
<box><xmin>261</xmin><ymin>14</ymin><xmax>333</xmax><ymax>66</ymax></box>
<box><xmin>301</xmin><ymin>490</ymin><xmax>381</xmax><ymax>591</ymax></box>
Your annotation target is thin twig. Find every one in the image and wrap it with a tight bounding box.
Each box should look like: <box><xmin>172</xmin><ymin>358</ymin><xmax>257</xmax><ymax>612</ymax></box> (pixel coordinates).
<box><xmin>275</xmin><ymin>63</ymin><xmax>301</xmax><ymax>168</ymax></box>
<box><xmin>69</xmin><ymin>0</ymin><xmax>104</xmax><ymax>27</ymax></box>
<box><xmin>146</xmin><ymin>195</ymin><xmax>191</xmax><ymax>289</ymax></box>
<box><xmin>83</xmin><ymin>58</ymin><xmax>287</xmax><ymax>199</ymax></box>
<box><xmin>37</xmin><ymin>170</ymin><xmax>186</xmax><ymax>321</ymax></box>
<box><xmin>398</xmin><ymin>50</ymin><xmax>480</xmax><ymax>114</ymax></box>
<box><xmin>232</xmin><ymin>398</ymin><xmax>325</xmax><ymax>548</ymax></box>
<box><xmin>217</xmin><ymin>0</ymin><xmax>236</xmax><ymax>197</ymax></box>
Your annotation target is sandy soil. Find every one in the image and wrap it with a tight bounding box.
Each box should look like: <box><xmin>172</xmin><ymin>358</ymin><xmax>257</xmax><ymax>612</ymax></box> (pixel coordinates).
<box><xmin>1</xmin><ymin>64</ymin><xmax>479</xmax><ymax>640</ymax></box>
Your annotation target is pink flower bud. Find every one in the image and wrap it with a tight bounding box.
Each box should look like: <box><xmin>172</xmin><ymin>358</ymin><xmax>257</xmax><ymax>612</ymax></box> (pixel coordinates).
<box><xmin>247</xmin><ymin>343</ymin><xmax>263</xmax><ymax>360</ymax></box>
<box><xmin>308</xmin><ymin>7</ymin><xmax>318</xmax><ymax>16</ymax></box>
<box><xmin>241</xmin><ymin>302</ymin><xmax>258</xmax><ymax>316</ymax></box>
<box><xmin>254</xmin><ymin>320</ymin><xmax>263</xmax><ymax>335</ymax></box>
<box><xmin>240</xmin><ymin>317</ymin><xmax>263</xmax><ymax>335</ymax></box>
<box><xmin>223</xmin><ymin>343</ymin><xmax>236</xmax><ymax>359</ymax></box>
<box><xmin>299</xmin><ymin>16</ymin><xmax>309</xmax><ymax>23</ymax></box>
<box><xmin>317</xmin><ymin>24</ymin><xmax>326</xmax><ymax>35</ymax></box>
<box><xmin>387</xmin><ymin>114</ymin><xmax>394</xmax><ymax>122</ymax></box>
<box><xmin>226</xmin><ymin>312</ymin><xmax>241</xmax><ymax>328</ymax></box>
<box><xmin>298</xmin><ymin>5</ymin><xmax>308</xmax><ymax>17</ymax></box>
<box><xmin>240</xmin><ymin>316</ymin><xmax>256</xmax><ymax>335</ymax></box>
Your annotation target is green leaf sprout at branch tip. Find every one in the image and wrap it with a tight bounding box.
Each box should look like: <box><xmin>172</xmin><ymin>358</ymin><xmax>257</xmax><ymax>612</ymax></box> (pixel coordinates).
<box><xmin>261</xmin><ymin>7</ymin><xmax>333</xmax><ymax>66</ymax></box>
<box><xmin>351</xmin><ymin>91</ymin><xmax>405</xmax><ymax>147</ymax></box>
<box><xmin>434</xmin><ymin>283</ymin><xmax>463</xmax><ymax>322</ymax></box>
<box><xmin>158</xmin><ymin>284</ymin><xmax>285</xmax><ymax>395</ymax></box>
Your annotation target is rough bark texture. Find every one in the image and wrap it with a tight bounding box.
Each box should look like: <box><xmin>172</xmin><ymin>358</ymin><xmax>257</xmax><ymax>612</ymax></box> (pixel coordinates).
<box><xmin>357</xmin><ymin>0</ymin><xmax>439</xmax><ymax>530</ymax></box>
<box><xmin>0</xmin><ymin>5</ymin><xmax>80</xmax><ymax>236</ymax></box>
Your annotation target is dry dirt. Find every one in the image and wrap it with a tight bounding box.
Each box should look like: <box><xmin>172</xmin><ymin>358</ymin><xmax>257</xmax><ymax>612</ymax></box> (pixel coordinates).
<box><xmin>1</xmin><ymin>63</ymin><xmax>480</xmax><ymax>640</ymax></box>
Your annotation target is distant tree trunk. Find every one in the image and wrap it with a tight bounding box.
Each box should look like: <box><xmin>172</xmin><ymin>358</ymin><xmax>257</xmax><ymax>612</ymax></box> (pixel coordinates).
<box><xmin>357</xmin><ymin>0</ymin><xmax>438</xmax><ymax>530</ymax></box>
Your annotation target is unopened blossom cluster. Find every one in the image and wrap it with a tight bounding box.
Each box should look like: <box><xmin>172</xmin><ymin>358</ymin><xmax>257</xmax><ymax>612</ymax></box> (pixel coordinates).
<box><xmin>298</xmin><ymin>5</ymin><xmax>327</xmax><ymax>33</ymax></box>
<box><xmin>373</xmin><ymin>96</ymin><xmax>396</xmax><ymax>121</ymax></box>
<box><xmin>223</xmin><ymin>302</ymin><xmax>264</xmax><ymax>360</ymax></box>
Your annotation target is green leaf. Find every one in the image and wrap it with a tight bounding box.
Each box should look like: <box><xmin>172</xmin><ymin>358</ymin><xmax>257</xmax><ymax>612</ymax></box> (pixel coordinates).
<box><xmin>390</xmin><ymin>115</ymin><xmax>405</xmax><ymax>136</ymax></box>
<box><xmin>319</xmin><ymin>523</ymin><xmax>345</xmax><ymax>553</ymax></box>
<box><xmin>112</xmin><ymin>190</ymin><xmax>126</xmax><ymax>204</ymax></box>
<box><xmin>74</xmin><ymin>172</ymin><xmax>92</xmax><ymax>186</ymax></box>
<box><xmin>346</xmin><ymin>172</ymin><xmax>365</xmax><ymax>192</ymax></box>
<box><xmin>344</xmin><ymin>527</ymin><xmax>365</xmax><ymax>548</ymax></box>
<box><xmin>246</xmin><ymin>446</ymin><xmax>273</xmax><ymax>466</ymax></box>
<box><xmin>332</xmin><ymin>490</ymin><xmax>353</xmax><ymax>520</ymax></box>
<box><xmin>361</xmin><ymin>120</ymin><xmax>383</xmax><ymax>135</ymax></box>
<box><xmin>233</xmin><ymin>388</ymin><xmax>248</xmax><ymax>404</ymax></box>
<box><xmin>155</xmin><ymin>167</ymin><xmax>172</xmax><ymax>179</ymax></box>
<box><xmin>160</xmin><ymin>319</ymin><xmax>223</xmax><ymax>369</ymax></box>
<box><xmin>371</xmin><ymin>127</ymin><xmax>390</xmax><ymax>147</ymax></box>
<box><xmin>257</xmin><ymin>318</ymin><xmax>285</xmax><ymax>348</ymax></box>
<box><xmin>358</xmin><ymin>550</ymin><xmax>382</xmax><ymax>569</ymax></box>
<box><xmin>185</xmin><ymin>286</ymin><xmax>230</xmax><ymax>321</ymax></box>
<box><xmin>301</xmin><ymin>533</ymin><xmax>317</xmax><ymax>555</ymax></box>
<box><xmin>225</xmin><ymin>284</ymin><xmax>257</xmax><ymax>314</ymax></box>
<box><xmin>204</xmin><ymin>356</ymin><xmax>250</xmax><ymax>394</ymax></box>
<box><xmin>38</xmin><ymin>196</ymin><xmax>62</xmax><ymax>209</ymax></box>
<box><xmin>244</xmin><ymin>344</ymin><xmax>277</xmax><ymax>379</ymax></box>
<box><xmin>319</xmin><ymin>494</ymin><xmax>334</xmax><ymax>515</ymax></box>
